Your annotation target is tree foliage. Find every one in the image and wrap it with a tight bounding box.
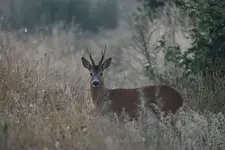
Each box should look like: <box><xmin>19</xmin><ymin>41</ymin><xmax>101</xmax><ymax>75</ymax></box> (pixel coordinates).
<box><xmin>172</xmin><ymin>0</ymin><xmax>225</xmax><ymax>78</ymax></box>
<box><xmin>138</xmin><ymin>0</ymin><xmax>225</xmax><ymax>80</ymax></box>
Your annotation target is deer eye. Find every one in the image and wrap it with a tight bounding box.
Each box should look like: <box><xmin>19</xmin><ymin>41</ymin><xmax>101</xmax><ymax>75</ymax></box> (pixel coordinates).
<box><xmin>99</xmin><ymin>72</ymin><xmax>103</xmax><ymax>76</ymax></box>
<box><xmin>90</xmin><ymin>73</ymin><xmax>93</xmax><ymax>76</ymax></box>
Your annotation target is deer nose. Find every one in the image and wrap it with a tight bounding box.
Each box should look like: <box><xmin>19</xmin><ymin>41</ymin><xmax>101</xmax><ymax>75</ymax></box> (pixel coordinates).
<box><xmin>92</xmin><ymin>81</ymin><xmax>100</xmax><ymax>87</ymax></box>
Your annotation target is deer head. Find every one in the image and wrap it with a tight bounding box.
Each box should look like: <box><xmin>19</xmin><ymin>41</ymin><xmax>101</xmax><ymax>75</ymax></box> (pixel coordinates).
<box><xmin>81</xmin><ymin>45</ymin><xmax>112</xmax><ymax>88</ymax></box>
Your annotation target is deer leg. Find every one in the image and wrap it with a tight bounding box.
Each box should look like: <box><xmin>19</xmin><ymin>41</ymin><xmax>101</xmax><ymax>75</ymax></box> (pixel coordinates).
<box><xmin>148</xmin><ymin>102</ymin><xmax>162</xmax><ymax>120</ymax></box>
<box><xmin>163</xmin><ymin>110</ymin><xmax>182</xmax><ymax>146</ymax></box>
<box><xmin>171</xmin><ymin>114</ymin><xmax>182</xmax><ymax>146</ymax></box>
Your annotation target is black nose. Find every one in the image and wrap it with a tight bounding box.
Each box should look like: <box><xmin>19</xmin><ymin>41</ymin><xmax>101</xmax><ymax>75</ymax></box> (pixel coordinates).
<box><xmin>92</xmin><ymin>81</ymin><xmax>100</xmax><ymax>87</ymax></box>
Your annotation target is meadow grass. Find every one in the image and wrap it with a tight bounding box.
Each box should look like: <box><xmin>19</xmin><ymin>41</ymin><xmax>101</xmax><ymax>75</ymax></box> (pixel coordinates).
<box><xmin>0</xmin><ymin>28</ymin><xmax>224</xmax><ymax>150</ymax></box>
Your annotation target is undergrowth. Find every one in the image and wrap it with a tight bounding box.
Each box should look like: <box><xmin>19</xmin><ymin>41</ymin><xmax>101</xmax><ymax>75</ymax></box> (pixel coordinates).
<box><xmin>0</xmin><ymin>27</ymin><xmax>224</xmax><ymax>150</ymax></box>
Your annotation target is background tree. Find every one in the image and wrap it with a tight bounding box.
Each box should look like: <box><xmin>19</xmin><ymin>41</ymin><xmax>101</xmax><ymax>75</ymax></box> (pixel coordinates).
<box><xmin>138</xmin><ymin>0</ymin><xmax>225</xmax><ymax>83</ymax></box>
<box><xmin>0</xmin><ymin>0</ymin><xmax>119</xmax><ymax>33</ymax></box>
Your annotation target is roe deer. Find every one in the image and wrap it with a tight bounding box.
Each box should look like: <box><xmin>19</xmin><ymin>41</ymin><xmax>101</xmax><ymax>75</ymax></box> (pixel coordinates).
<box><xmin>81</xmin><ymin>46</ymin><xmax>184</xmax><ymax>121</ymax></box>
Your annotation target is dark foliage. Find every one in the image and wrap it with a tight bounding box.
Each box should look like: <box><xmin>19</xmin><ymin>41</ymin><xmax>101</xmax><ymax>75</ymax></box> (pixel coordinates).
<box><xmin>0</xmin><ymin>0</ymin><xmax>119</xmax><ymax>33</ymax></box>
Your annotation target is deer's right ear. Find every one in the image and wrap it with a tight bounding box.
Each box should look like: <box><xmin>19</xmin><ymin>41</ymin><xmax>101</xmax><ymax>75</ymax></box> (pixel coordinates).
<box><xmin>101</xmin><ymin>57</ymin><xmax>112</xmax><ymax>70</ymax></box>
<box><xmin>81</xmin><ymin>57</ymin><xmax>91</xmax><ymax>70</ymax></box>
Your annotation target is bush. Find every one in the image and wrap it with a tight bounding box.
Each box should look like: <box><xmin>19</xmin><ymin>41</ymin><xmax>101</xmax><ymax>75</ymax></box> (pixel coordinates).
<box><xmin>165</xmin><ymin>0</ymin><xmax>225</xmax><ymax>79</ymax></box>
<box><xmin>137</xmin><ymin>0</ymin><xmax>225</xmax><ymax>80</ymax></box>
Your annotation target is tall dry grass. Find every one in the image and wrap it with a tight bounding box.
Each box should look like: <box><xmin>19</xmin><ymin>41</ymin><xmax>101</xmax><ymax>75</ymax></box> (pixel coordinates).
<box><xmin>0</xmin><ymin>26</ymin><xmax>224</xmax><ymax>150</ymax></box>
<box><xmin>0</xmin><ymin>5</ymin><xmax>224</xmax><ymax>150</ymax></box>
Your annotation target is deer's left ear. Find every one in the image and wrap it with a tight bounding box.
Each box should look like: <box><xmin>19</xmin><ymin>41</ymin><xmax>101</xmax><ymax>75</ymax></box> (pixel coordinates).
<box><xmin>101</xmin><ymin>58</ymin><xmax>112</xmax><ymax>70</ymax></box>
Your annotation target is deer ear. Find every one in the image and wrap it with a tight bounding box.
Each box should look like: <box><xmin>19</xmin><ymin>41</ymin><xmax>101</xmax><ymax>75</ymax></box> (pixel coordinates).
<box><xmin>101</xmin><ymin>58</ymin><xmax>112</xmax><ymax>70</ymax></box>
<box><xmin>81</xmin><ymin>57</ymin><xmax>91</xmax><ymax>70</ymax></box>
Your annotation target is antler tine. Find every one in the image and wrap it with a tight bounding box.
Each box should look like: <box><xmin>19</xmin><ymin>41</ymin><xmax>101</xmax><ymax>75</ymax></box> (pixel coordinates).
<box><xmin>98</xmin><ymin>45</ymin><xmax>106</xmax><ymax>65</ymax></box>
<box><xmin>87</xmin><ymin>47</ymin><xmax>95</xmax><ymax>65</ymax></box>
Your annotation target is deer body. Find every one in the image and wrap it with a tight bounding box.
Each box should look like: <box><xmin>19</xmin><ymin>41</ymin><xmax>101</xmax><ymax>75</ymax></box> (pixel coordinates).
<box><xmin>81</xmin><ymin>46</ymin><xmax>184</xmax><ymax>120</ymax></box>
<box><xmin>90</xmin><ymin>82</ymin><xmax>183</xmax><ymax>119</ymax></box>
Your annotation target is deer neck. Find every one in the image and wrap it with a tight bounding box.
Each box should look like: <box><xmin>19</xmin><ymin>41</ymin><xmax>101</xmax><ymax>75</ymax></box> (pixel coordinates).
<box><xmin>90</xmin><ymin>80</ymin><xmax>107</xmax><ymax>106</ymax></box>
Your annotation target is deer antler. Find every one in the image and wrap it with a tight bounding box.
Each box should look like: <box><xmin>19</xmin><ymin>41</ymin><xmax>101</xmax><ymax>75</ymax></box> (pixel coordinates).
<box><xmin>87</xmin><ymin>47</ymin><xmax>95</xmax><ymax>65</ymax></box>
<box><xmin>98</xmin><ymin>45</ymin><xmax>106</xmax><ymax>65</ymax></box>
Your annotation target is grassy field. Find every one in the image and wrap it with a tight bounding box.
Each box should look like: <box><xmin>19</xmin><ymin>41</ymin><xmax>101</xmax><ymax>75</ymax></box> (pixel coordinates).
<box><xmin>0</xmin><ymin>4</ymin><xmax>225</xmax><ymax>150</ymax></box>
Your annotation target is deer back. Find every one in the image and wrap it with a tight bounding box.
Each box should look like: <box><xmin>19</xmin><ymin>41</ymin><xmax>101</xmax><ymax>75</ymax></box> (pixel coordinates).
<box><xmin>103</xmin><ymin>84</ymin><xmax>183</xmax><ymax>118</ymax></box>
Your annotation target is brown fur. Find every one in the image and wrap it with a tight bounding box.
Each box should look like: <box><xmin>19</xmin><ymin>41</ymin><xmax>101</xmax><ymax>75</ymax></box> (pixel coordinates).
<box><xmin>89</xmin><ymin>81</ymin><xmax>184</xmax><ymax>144</ymax></box>
<box><xmin>90</xmin><ymin>81</ymin><xmax>183</xmax><ymax>119</ymax></box>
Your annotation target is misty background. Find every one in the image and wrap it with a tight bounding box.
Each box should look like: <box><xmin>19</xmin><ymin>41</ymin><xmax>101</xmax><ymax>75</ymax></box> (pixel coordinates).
<box><xmin>0</xmin><ymin>0</ymin><xmax>191</xmax><ymax>89</ymax></box>
<box><xmin>0</xmin><ymin>0</ymin><xmax>171</xmax><ymax>87</ymax></box>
